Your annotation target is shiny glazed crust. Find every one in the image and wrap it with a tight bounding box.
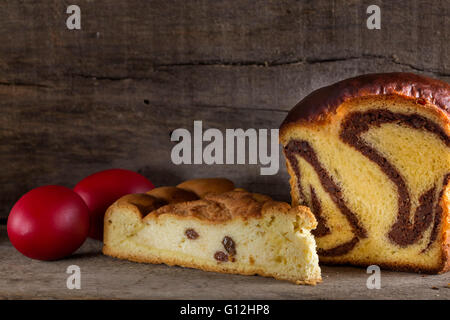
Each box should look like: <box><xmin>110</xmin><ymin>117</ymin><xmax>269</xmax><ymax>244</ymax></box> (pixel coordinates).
<box><xmin>280</xmin><ymin>72</ymin><xmax>449</xmax><ymax>130</ymax></box>
<box><xmin>280</xmin><ymin>73</ymin><xmax>450</xmax><ymax>274</ymax></box>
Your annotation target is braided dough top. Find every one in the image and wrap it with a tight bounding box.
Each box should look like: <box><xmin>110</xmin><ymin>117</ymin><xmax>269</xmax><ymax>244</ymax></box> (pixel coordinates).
<box><xmin>110</xmin><ymin>178</ymin><xmax>316</xmax><ymax>228</ymax></box>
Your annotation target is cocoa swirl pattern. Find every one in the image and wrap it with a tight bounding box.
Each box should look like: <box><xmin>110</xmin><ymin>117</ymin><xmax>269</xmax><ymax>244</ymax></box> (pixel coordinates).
<box><xmin>309</xmin><ymin>186</ymin><xmax>331</xmax><ymax>237</ymax></box>
<box><xmin>285</xmin><ymin>140</ymin><xmax>367</xmax><ymax>239</ymax></box>
<box><xmin>340</xmin><ymin>110</ymin><xmax>449</xmax><ymax>246</ymax></box>
<box><xmin>285</xmin><ymin>110</ymin><xmax>449</xmax><ymax>256</ymax></box>
<box><xmin>285</xmin><ymin>140</ymin><xmax>366</xmax><ymax>256</ymax></box>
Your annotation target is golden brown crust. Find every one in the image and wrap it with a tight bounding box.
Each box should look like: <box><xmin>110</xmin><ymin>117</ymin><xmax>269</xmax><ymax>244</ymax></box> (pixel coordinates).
<box><xmin>147</xmin><ymin>186</ymin><xmax>199</xmax><ymax>203</ymax></box>
<box><xmin>115</xmin><ymin>193</ymin><xmax>167</xmax><ymax>217</ymax></box>
<box><xmin>107</xmin><ymin>178</ymin><xmax>290</xmax><ymax>224</ymax></box>
<box><xmin>177</xmin><ymin>178</ymin><xmax>235</xmax><ymax>197</ymax></box>
<box><xmin>280</xmin><ymin>73</ymin><xmax>449</xmax><ymax>131</ymax></box>
<box><xmin>144</xmin><ymin>190</ymin><xmax>276</xmax><ymax>223</ymax></box>
<box><xmin>287</xmin><ymin>204</ymin><xmax>318</xmax><ymax>230</ymax></box>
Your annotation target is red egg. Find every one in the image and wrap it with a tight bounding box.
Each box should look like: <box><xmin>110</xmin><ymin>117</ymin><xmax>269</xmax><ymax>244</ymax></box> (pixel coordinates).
<box><xmin>74</xmin><ymin>168</ymin><xmax>154</xmax><ymax>240</ymax></box>
<box><xmin>7</xmin><ymin>185</ymin><xmax>90</xmax><ymax>261</ymax></box>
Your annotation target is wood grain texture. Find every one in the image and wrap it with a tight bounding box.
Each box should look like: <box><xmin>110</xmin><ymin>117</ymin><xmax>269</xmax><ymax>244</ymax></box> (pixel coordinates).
<box><xmin>0</xmin><ymin>0</ymin><xmax>449</xmax><ymax>217</ymax></box>
<box><xmin>0</xmin><ymin>226</ymin><xmax>449</xmax><ymax>299</ymax></box>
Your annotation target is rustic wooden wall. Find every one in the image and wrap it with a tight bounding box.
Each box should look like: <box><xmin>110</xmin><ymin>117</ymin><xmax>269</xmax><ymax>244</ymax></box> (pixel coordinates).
<box><xmin>0</xmin><ymin>0</ymin><xmax>449</xmax><ymax>219</ymax></box>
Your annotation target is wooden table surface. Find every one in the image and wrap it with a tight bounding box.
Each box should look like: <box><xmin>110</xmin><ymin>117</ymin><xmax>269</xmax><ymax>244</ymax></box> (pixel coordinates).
<box><xmin>1</xmin><ymin>0</ymin><xmax>449</xmax><ymax>218</ymax></box>
<box><xmin>1</xmin><ymin>226</ymin><xmax>448</xmax><ymax>300</ymax></box>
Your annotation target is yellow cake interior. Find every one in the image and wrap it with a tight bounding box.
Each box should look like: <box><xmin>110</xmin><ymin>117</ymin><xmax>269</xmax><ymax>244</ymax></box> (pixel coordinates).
<box><xmin>281</xmin><ymin>95</ymin><xmax>449</xmax><ymax>271</ymax></box>
<box><xmin>103</xmin><ymin>187</ymin><xmax>322</xmax><ymax>284</ymax></box>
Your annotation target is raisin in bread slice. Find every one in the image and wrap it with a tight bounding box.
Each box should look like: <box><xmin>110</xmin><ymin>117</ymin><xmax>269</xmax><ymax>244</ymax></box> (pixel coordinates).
<box><xmin>103</xmin><ymin>178</ymin><xmax>321</xmax><ymax>285</ymax></box>
<box><xmin>280</xmin><ymin>72</ymin><xmax>450</xmax><ymax>273</ymax></box>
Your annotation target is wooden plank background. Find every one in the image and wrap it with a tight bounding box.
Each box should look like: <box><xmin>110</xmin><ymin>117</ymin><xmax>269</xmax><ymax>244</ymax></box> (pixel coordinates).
<box><xmin>0</xmin><ymin>0</ymin><xmax>449</xmax><ymax>219</ymax></box>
